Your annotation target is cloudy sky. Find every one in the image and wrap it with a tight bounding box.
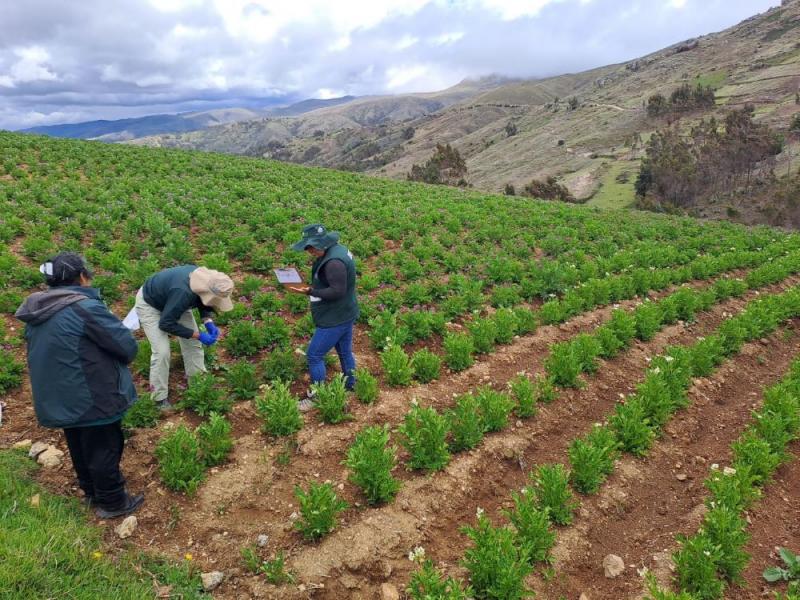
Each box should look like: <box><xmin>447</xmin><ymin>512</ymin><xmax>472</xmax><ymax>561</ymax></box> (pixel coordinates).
<box><xmin>0</xmin><ymin>0</ymin><xmax>778</xmax><ymax>130</ymax></box>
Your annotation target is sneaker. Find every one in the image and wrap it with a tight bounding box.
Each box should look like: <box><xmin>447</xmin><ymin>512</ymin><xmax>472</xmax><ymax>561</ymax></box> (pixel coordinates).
<box><xmin>95</xmin><ymin>493</ymin><xmax>145</xmax><ymax>519</ymax></box>
<box><xmin>297</xmin><ymin>398</ymin><xmax>315</xmax><ymax>413</ymax></box>
<box><xmin>156</xmin><ymin>399</ymin><xmax>174</xmax><ymax>412</ymax></box>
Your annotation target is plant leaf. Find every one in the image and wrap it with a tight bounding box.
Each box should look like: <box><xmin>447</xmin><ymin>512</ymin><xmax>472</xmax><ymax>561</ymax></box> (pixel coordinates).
<box><xmin>763</xmin><ymin>566</ymin><xmax>788</xmax><ymax>582</ymax></box>
<box><xmin>779</xmin><ymin>547</ymin><xmax>799</xmax><ymax>570</ymax></box>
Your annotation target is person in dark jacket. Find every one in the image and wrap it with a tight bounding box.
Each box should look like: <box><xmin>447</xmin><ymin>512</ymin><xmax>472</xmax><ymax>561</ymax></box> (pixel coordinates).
<box><xmin>287</xmin><ymin>224</ymin><xmax>359</xmax><ymax>411</ymax></box>
<box><xmin>134</xmin><ymin>265</ymin><xmax>234</xmax><ymax>409</ymax></box>
<box><xmin>15</xmin><ymin>252</ymin><xmax>144</xmax><ymax>519</ymax></box>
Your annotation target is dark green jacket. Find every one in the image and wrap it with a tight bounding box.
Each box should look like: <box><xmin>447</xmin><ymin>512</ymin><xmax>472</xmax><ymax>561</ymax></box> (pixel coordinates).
<box><xmin>15</xmin><ymin>287</ymin><xmax>138</xmax><ymax>429</ymax></box>
<box><xmin>310</xmin><ymin>244</ymin><xmax>359</xmax><ymax>328</ymax></box>
<box><xmin>142</xmin><ymin>265</ymin><xmax>214</xmax><ymax>338</ymax></box>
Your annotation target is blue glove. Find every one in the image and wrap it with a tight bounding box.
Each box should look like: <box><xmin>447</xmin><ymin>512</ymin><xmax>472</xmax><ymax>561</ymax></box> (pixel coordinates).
<box><xmin>198</xmin><ymin>331</ymin><xmax>218</xmax><ymax>346</ymax></box>
<box><xmin>204</xmin><ymin>321</ymin><xmax>219</xmax><ymax>337</ymax></box>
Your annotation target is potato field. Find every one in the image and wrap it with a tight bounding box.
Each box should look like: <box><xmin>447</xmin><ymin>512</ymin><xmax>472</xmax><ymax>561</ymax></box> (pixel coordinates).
<box><xmin>1</xmin><ymin>131</ymin><xmax>799</xmax><ymax>600</ymax></box>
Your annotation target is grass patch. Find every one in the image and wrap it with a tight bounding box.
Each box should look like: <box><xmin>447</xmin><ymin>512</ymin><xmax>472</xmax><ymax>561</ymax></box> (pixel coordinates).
<box><xmin>587</xmin><ymin>160</ymin><xmax>639</xmax><ymax>209</ymax></box>
<box><xmin>693</xmin><ymin>69</ymin><xmax>728</xmax><ymax>90</ymax></box>
<box><xmin>763</xmin><ymin>47</ymin><xmax>800</xmax><ymax>67</ymax></box>
<box><xmin>0</xmin><ymin>449</ymin><xmax>207</xmax><ymax>599</ymax></box>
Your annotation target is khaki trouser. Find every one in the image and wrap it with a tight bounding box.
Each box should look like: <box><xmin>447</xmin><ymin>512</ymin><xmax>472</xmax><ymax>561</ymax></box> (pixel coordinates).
<box><xmin>135</xmin><ymin>288</ymin><xmax>205</xmax><ymax>403</ymax></box>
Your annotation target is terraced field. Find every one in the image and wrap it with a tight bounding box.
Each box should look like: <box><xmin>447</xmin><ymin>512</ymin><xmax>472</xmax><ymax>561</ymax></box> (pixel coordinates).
<box><xmin>1</xmin><ymin>132</ymin><xmax>798</xmax><ymax>599</ymax></box>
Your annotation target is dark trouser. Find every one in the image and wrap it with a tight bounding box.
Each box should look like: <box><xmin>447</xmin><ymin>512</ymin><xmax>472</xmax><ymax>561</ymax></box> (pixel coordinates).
<box><xmin>63</xmin><ymin>420</ymin><xmax>127</xmax><ymax>509</ymax></box>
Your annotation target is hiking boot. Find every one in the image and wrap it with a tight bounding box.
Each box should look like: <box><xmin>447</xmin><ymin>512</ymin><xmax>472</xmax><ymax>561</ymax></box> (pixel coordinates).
<box><xmin>95</xmin><ymin>493</ymin><xmax>144</xmax><ymax>519</ymax></box>
<box><xmin>156</xmin><ymin>399</ymin><xmax>174</xmax><ymax>412</ymax></box>
<box><xmin>298</xmin><ymin>398</ymin><xmax>315</xmax><ymax>413</ymax></box>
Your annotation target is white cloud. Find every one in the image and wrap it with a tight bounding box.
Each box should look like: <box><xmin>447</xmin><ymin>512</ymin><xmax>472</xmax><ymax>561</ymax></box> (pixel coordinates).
<box><xmin>211</xmin><ymin>0</ymin><xmax>433</xmax><ymax>44</ymax></box>
<box><xmin>0</xmin><ymin>0</ymin><xmax>781</xmax><ymax>129</ymax></box>
<box><xmin>316</xmin><ymin>87</ymin><xmax>345</xmax><ymax>99</ymax></box>
<box><xmin>386</xmin><ymin>64</ymin><xmax>428</xmax><ymax>89</ymax></box>
<box><xmin>385</xmin><ymin>63</ymin><xmax>460</xmax><ymax>92</ymax></box>
<box><xmin>10</xmin><ymin>46</ymin><xmax>58</xmax><ymax>83</ymax></box>
<box><xmin>395</xmin><ymin>35</ymin><xmax>419</xmax><ymax>50</ymax></box>
<box><xmin>148</xmin><ymin>0</ymin><xmax>204</xmax><ymax>13</ymax></box>
<box><xmin>431</xmin><ymin>31</ymin><xmax>465</xmax><ymax>45</ymax></box>
<box><xmin>474</xmin><ymin>0</ymin><xmax>563</xmax><ymax>20</ymax></box>
<box><xmin>328</xmin><ymin>35</ymin><xmax>352</xmax><ymax>52</ymax></box>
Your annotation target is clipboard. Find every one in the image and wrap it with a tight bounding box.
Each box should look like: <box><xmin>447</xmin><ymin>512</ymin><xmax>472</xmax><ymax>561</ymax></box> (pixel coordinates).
<box><xmin>273</xmin><ymin>268</ymin><xmax>303</xmax><ymax>286</ymax></box>
<box><xmin>122</xmin><ymin>306</ymin><xmax>141</xmax><ymax>331</ymax></box>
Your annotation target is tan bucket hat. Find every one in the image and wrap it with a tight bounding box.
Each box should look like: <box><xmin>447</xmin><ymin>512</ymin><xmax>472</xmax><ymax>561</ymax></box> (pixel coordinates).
<box><xmin>189</xmin><ymin>267</ymin><xmax>235</xmax><ymax>312</ymax></box>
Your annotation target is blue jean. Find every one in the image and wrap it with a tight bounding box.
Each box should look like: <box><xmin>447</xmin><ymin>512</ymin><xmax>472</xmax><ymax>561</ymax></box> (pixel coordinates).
<box><xmin>307</xmin><ymin>320</ymin><xmax>356</xmax><ymax>388</ymax></box>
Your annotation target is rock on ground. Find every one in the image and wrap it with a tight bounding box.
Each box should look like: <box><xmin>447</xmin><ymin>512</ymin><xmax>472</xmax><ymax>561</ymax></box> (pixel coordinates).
<box><xmin>201</xmin><ymin>571</ymin><xmax>224</xmax><ymax>592</ymax></box>
<box><xmin>28</xmin><ymin>441</ymin><xmax>49</xmax><ymax>458</ymax></box>
<box><xmin>603</xmin><ymin>554</ymin><xmax>625</xmax><ymax>578</ymax></box>
<box><xmin>13</xmin><ymin>439</ymin><xmax>32</xmax><ymax>450</ymax></box>
<box><xmin>115</xmin><ymin>515</ymin><xmax>138</xmax><ymax>539</ymax></box>
<box><xmin>37</xmin><ymin>446</ymin><xmax>64</xmax><ymax>468</ymax></box>
<box><xmin>380</xmin><ymin>583</ymin><xmax>400</xmax><ymax>600</ymax></box>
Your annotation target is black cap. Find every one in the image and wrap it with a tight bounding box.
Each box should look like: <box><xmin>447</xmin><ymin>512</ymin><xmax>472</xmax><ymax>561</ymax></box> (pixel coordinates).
<box><xmin>41</xmin><ymin>252</ymin><xmax>93</xmax><ymax>287</ymax></box>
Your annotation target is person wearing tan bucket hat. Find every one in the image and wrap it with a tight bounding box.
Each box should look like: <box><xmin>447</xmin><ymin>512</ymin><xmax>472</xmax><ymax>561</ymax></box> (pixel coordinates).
<box><xmin>134</xmin><ymin>265</ymin><xmax>235</xmax><ymax>410</ymax></box>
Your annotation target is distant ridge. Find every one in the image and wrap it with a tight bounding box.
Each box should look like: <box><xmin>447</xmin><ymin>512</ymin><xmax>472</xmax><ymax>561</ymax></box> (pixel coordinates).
<box><xmin>18</xmin><ymin>96</ymin><xmax>362</xmax><ymax>141</ymax></box>
<box><xmin>264</xmin><ymin>96</ymin><xmax>357</xmax><ymax>117</ymax></box>
<box><xmin>19</xmin><ymin>108</ymin><xmax>262</xmax><ymax>141</ymax></box>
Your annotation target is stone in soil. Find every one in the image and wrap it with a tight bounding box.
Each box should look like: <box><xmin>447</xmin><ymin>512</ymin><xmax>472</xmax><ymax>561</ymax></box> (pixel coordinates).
<box><xmin>115</xmin><ymin>515</ymin><xmax>138</xmax><ymax>539</ymax></box>
<box><xmin>36</xmin><ymin>446</ymin><xmax>64</xmax><ymax>468</ymax></box>
<box><xmin>12</xmin><ymin>439</ymin><xmax>32</xmax><ymax>450</ymax></box>
<box><xmin>28</xmin><ymin>441</ymin><xmax>49</xmax><ymax>458</ymax></box>
<box><xmin>201</xmin><ymin>571</ymin><xmax>225</xmax><ymax>591</ymax></box>
<box><xmin>256</xmin><ymin>534</ymin><xmax>269</xmax><ymax>547</ymax></box>
<box><xmin>603</xmin><ymin>554</ymin><xmax>625</xmax><ymax>578</ymax></box>
<box><xmin>380</xmin><ymin>583</ymin><xmax>400</xmax><ymax>600</ymax></box>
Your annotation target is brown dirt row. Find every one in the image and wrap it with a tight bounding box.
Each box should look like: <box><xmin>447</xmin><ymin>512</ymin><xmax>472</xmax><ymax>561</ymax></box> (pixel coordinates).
<box><xmin>728</xmin><ymin>439</ymin><xmax>800</xmax><ymax>600</ymax></box>
<box><xmin>249</xmin><ymin>278</ymin><xmax>800</xmax><ymax>599</ymax></box>
<box><xmin>536</xmin><ymin>325</ymin><xmax>800</xmax><ymax>600</ymax></box>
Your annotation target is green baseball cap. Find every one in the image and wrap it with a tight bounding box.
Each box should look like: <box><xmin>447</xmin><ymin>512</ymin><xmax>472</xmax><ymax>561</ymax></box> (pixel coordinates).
<box><xmin>291</xmin><ymin>224</ymin><xmax>340</xmax><ymax>251</ymax></box>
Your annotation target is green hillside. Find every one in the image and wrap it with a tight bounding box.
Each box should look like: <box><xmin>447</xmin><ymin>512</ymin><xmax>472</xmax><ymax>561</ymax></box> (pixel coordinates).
<box><xmin>1</xmin><ymin>130</ymin><xmax>786</xmax><ymax>317</ymax></box>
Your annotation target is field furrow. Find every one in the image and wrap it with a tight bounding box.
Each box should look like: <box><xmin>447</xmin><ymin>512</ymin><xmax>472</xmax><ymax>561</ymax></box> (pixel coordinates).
<box><xmin>257</xmin><ymin>278</ymin><xmax>800</xmax><ymax>598</ymax></box>
<box><xmin>538</xmin><ymin>329</ymin><xmax>800</xmax><ymax>599</ymax></box>
<box><xmin>727</xmin><ymin>440</ymin><xmax>800</xmax><ymax>599</ymax></box>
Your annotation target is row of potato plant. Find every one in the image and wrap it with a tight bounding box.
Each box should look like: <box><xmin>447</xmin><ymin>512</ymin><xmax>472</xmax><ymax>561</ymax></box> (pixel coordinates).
<box><xmin>253</xmin><ymin>275</ymin><xmax>800</xmax><ymax>589</ymax></box>
<box><xmin>647</xmin><ymin>359</ymin><xmax>800</xmax><ymax>600</ymax></box>
<box><xmin>377</xmin><ymin>247</ymin><xmax>800</xmax><ymax>389</ymax></box>
<box><xmin>142</xmin><ymin>261</ymin><xmax>800</xmax><ymax>503</ymax></box>
<box><xmin>247</xmin><ymin>274</ymin><xmax>800</xmax><ymax>584</ymax></box>
<box><xmin>404</xmin><ymin>284</ymin><xmax>800</xmax><ymax>599</ymax></box>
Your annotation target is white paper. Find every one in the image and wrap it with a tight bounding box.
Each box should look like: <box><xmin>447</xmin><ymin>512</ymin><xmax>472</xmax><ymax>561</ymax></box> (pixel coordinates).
<box><xmin>123</xmin><ymin>307</ymin><xmax>141</xmax><ymax>331</ymax></box>
<box><xmin>274</xmin><ymin>268</ymin><xmax>302</xmax><ymax>284</ymax></box>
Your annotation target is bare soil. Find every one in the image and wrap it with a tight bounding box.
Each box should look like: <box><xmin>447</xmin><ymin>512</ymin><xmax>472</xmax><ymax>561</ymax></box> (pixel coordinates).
<box><xmin>2</xmin><ymin>275</ymin><xmax>799</xmax><ymax>599</ymax></box>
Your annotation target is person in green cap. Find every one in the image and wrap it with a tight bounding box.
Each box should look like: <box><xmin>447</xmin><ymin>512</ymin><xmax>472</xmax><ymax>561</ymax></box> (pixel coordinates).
<box><xmin>287</xmin><ymin>224</ymin><xmax>359</xmax><ymax>411</ymax></box>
